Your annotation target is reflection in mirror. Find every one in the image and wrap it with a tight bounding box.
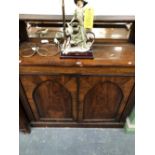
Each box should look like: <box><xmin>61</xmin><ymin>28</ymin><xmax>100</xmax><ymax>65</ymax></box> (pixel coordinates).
<box><xmin>26</xmin><ymin>21</ymin><xmax>132</xmax><ymax>41</ymax></box>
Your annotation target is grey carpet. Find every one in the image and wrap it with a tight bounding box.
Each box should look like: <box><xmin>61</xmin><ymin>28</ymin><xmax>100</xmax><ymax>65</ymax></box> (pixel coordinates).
<box><xmin>19</xmin><ymin>128</ymin><xmax>135</xmax><ymax>155</ymax></box>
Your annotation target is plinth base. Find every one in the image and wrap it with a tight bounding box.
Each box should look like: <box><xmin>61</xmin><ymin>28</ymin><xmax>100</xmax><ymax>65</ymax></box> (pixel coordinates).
<box><xmin>60</xmin><ymin>50</ymin><xmax>94</xmax><ymax>59</ymax></box>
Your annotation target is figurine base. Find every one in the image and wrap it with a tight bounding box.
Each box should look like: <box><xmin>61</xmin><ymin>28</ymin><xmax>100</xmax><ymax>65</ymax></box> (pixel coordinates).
<box><xmin>60</xmin><ymin>50</ymin><xmax>94</xmax><ymax>59</ymax></box>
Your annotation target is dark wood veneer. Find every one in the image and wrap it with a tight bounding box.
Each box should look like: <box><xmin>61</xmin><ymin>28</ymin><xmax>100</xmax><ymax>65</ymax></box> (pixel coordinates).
<box><xmin>19</xmin><ymin>15</ymin><xmax>135</xmax><ymax>130</ymax></box>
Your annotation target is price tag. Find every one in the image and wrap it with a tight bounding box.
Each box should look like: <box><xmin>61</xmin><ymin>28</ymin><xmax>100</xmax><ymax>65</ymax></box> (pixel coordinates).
<box><xmin>84</xmin><ymin>7</ymin><xmax>94</xmax><ymax>29</ymax></box>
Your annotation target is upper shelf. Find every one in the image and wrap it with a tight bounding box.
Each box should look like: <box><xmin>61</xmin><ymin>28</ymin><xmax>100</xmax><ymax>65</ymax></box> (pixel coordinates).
<box><xmin>19</xmin><ymin>14</ymin><xmax>135</xmax><ymax>22</ymax></box>
<box><xmin>20</xmin><ymin>15</ymin><xmax>135</xmax><ymax>44</ymax></box>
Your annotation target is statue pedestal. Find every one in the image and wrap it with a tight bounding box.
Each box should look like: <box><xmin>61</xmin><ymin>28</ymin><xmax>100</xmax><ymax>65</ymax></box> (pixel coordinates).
<box><xmin>60</xmin><ymin>50</ymin><xmax>94</xmax><ymax>59</ymax></box>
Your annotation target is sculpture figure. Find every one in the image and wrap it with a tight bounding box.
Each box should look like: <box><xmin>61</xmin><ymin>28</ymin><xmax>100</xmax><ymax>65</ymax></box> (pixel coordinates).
<box><xmin>54</xmin><ymin>0</ymin><xmax>95</xmax><ymax>58</ymax></box>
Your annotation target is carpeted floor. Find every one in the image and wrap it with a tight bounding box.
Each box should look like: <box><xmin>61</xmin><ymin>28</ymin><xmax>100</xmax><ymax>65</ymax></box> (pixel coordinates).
<box><xmin>19</xmin><ymin>128</ymin><xmax>135</xmax><ymax>155</ymax></box>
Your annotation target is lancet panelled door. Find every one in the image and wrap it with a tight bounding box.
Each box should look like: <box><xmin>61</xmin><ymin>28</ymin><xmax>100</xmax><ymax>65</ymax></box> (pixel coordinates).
<box><xmin>20</xmin><ymin>75</ymin><xmax>78</xmax><ymax>123</ymax></box>
<box><xmin>78</xmin><ymin>76</ymin><xmax>134</xmax><ymax>123</ymax></box>
<box><xmin>20</xmin><ymin>74</ymin><xmax>134</xmax><ymax>125</ymax></box>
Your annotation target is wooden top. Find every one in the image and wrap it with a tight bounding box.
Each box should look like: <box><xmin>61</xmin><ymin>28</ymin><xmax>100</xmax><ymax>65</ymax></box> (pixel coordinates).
<box><xmin>19</xmin><ymin>43</ymin><xmax>135</xmax><ymax>67</ymax></box>
<box><xmin>19</xmin><ymin>14</ymin><xmax>135</xmax><ymax>22</ymax></box>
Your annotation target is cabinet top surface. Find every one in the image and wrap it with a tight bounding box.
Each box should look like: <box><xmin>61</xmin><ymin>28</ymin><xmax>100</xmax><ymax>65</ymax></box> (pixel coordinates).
<box><xmin>19</xmin><ymin>43</ymin><xmax>135</xmax><ymax>67</ymax></box>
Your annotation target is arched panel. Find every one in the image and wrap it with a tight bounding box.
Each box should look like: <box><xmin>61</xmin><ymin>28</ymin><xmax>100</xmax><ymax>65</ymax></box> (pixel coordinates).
<box><xmin>33</xmin><ymin>80</ymin><xmax>73</xmax><ymax>120</ymax></box>
<box><xmin>83</xmin><ymin>81</ymin><xmax>123</xmax><ymax>119</ymax></box>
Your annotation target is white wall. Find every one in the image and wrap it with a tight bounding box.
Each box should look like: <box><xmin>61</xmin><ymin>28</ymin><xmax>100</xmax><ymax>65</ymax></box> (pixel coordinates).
<box><xmin>19</xmin><ymin>0</ymin><xmax>135</xmax><ymax>15</ymax></box>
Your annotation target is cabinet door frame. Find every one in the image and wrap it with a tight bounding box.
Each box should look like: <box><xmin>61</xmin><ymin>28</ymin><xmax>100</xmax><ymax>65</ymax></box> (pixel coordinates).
<box><xmin>78</xmin><ymin>75</ymin><xmax>135</xmax><ymax>123</ymax></box>
<box><xmin>20</xmin><ymin>74</ymin><xmax>78</xmax><ymax>123</ymax></box>
<box><xmin>20</xmin><ymin>80</ymin><xmax>35</xmax><ymax>122</ymax></box>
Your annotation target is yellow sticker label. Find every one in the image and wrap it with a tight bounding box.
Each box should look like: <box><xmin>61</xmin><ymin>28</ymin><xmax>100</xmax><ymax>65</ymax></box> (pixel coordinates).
<box><xmin>84</xmin><ymin>7</ymin><xmax>94</xmax><ymax>29</ymax></box>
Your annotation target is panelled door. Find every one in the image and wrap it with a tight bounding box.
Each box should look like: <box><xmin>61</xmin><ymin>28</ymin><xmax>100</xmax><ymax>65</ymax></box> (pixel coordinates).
<box><xmin>78</xmin><ymin>76</ymin><xmax>134</xmax><ymax>122</ymax></box>
<box><xmin>20</xmin><ymin>75</ymin><xmax>77</xmax><ymax>122</ymax></box>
